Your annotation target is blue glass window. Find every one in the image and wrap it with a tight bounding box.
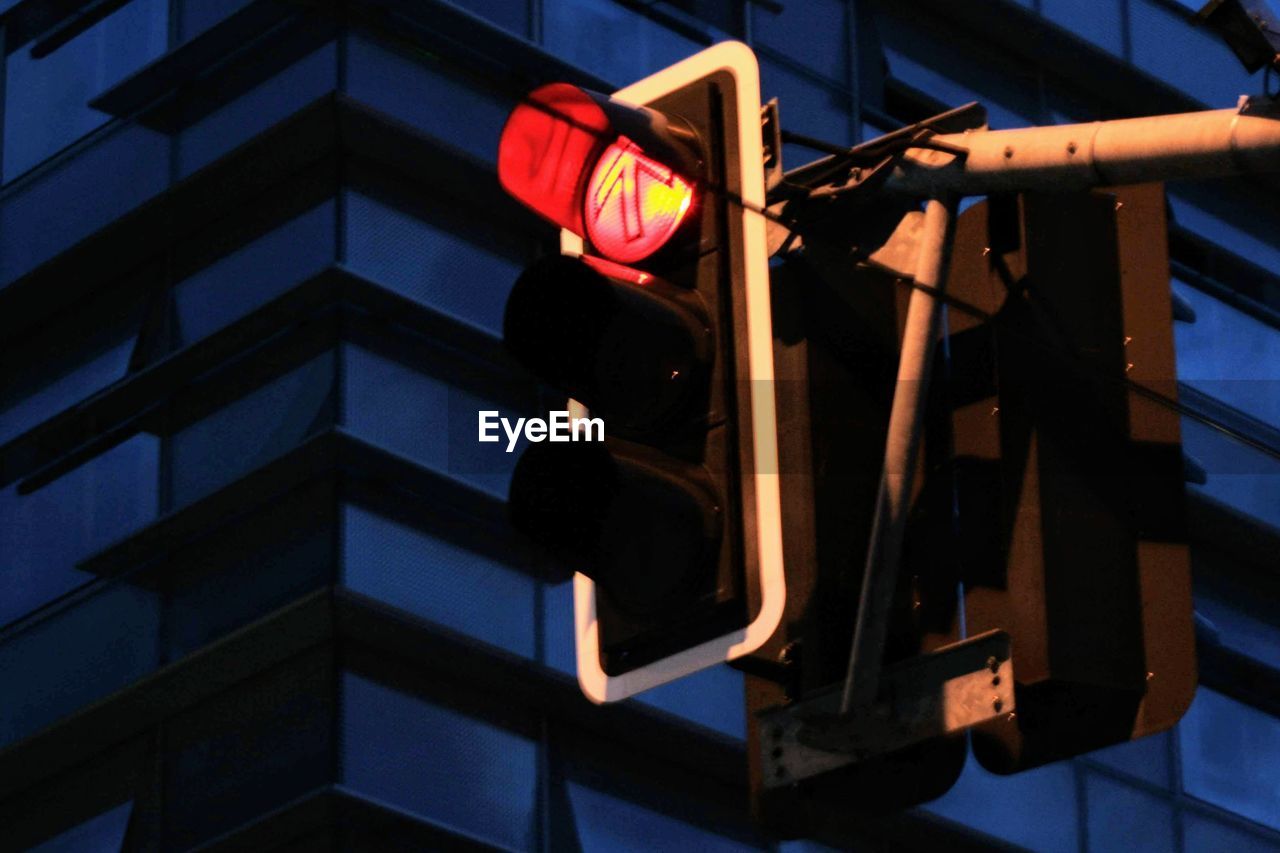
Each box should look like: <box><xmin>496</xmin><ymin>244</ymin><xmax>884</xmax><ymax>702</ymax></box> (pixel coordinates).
<box><xmin>173</xmin><ymin>200</ymin><xmax>337</xmax><ymax>345</ymax></box>
<box><xmin>1040</xmin><ymin>0</ymin><xmax>1125</xmax><ymax>57</ymax></box>
<box><xmin>1195</xmin><ymin>590</ymin><xmax>1280</xmax><ymax>672</ymax></box>
<box><xmin>340</xmin><ymin>345</ymin><xmax>524</xmax><ymax>498</ymax></box>
<box><xmin>1183</xmin><ymin>811</ymin><xmax>1280</xmax><ymax>852</ymax></box>
<box><xmin>175</xmin><ymin>42</ymin><xmax>339</xmax><ymax>178</ymax></box>
<box><xmin>0</xmin><ymin>331</ymin><xmax>136</xmax><ymax>447</ymax></box>
<box><xmin>761</xmin><ymin>59</ymin><xmax>852</xmax><ymax>169</ymax></box>
<box><xmin>0</xmin><ymin>583</ymin><xmax>159</xmax><ymax>747</ymax></box>
<box><xmin>1129</xmin><ymin>0</ymin><xmax>1253</xmax><ymax>107</ymax></box>
<box><xmin>1180</xmin><ymin>687</ymin><xmax>1280</xmax><ymax>831</ymax></box>
<box><xmin>342</xmin><ymin>505</ymin><xmax>536</xmax><ymax>657</ymax></box>
<box><xmin>1173</xmin><ymin>281</ymin><xmax>1280</xmax><ymax>429</ymax></box>
<box><xmin>343</xmin><ymin>192</ymin><xmax>525</xmax><ymax>338</ymax></box>
<box><xmin>342</xmin><ymin>673</ymin><xmax>538</xmax><ymax>849</ymax></box>
<box><xmin>1182</xmin><ymin>415</ymin><xmax>1280</xmax><ymax>530</ymax></box>
<box><xmin>635</xmin><ymin>664</ymin><xmax>746</xmax><ymax>740</ymax></box>
<box><xmin>542</xmin><ymin>0</ymin><xmax>701</xmax><ymax>86</ymax></box>
<box><xmin>1084</xmin><ymin>770</ymin><xmax>1177</xmax><ymax>853</ymax></box>
<box><xmin>2</xmin><ymin>0</ymin><xmax>167</xmax><ymax>181</ymax></box>
<box><xmin>753</xmin><ymin>0</ymin><xmax>848</xmax><ymax>84</ymax></box>
<box><xmin>923</xmin><ymin>755</ymin><xmax>1079</xmax><ymax>852</ymax></box>
<box><xmin>343</xmin><ymin>36</ymin><xmax>511</xmax><ymax>165</ymax></box>
<box><xmin>564</xmin><ymin>780</ymin><xmax>758</xmax><ymax>852</ymax></box>
<box><xmin>1086</xmin><ymin>730</ymin><xmax>1173</xmax><ymax>789</ymax></box>
<box><xmin>169</xmin><ymin>353</ymin><xmax>336</xmax><ymax>507</ymax></box>
<box><xmin>0</xmin><ymin>434</ymin><xmax>159</xmax><ymax>628</ymax></box>
<box><xmin>0</xmin><ymin>124</ymin><xmax>168</xmax><ymax>286</ymax></box>
<box><xmin>178</xmin><ymin>0</ymin><xmax>255</xmax><ymax>42</ymax></box>
<box><xmin>29</xmin><ymin>801</ymin><xmax>132</xmax><ymax>853</ymax></box>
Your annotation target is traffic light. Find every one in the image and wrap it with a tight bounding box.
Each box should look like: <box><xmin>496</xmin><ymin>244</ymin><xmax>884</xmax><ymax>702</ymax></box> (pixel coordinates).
<box><xmin>945</xmin><ymin>184</ymin><xmax>1196</xmax><ymax>773</ymax></box>
<box><xmin>496</xmin><ymin>42</ymin><xmax>785</xmax><ymax>703</ymax></box>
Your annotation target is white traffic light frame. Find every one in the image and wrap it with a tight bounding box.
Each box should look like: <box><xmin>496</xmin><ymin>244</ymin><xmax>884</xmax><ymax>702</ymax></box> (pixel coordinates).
<box><xmin>561</xmin><ymin>41</ymin><xmax>785</xmax><ymax>703</ymax></box>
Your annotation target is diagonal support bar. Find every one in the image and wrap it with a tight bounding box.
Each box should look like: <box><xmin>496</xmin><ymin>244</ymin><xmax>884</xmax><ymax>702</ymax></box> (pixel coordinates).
<box><xmin>839</xmin><ymin>196</ymin><xmax>957</xmax><ymax>715</ymax></box>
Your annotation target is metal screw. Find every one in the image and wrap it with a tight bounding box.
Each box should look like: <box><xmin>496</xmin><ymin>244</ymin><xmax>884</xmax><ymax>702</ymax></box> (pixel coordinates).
<box><xmin>1067</xmin><ymin>141</ymin><xmax>1078</xmax><ymax>154</ymax></box>
<box><xmin>993</xmin><ymin>697</ymin><xmax>1004</xmax><ymax>713</ymax></box>
<box><xmin>992</xmin><ymin>675</ymin><xmax>1001</xmax><ymax>687</ymax></box>
<box><xmin>1004</xmin><ymin>146</ymin><xmax>1014</xmax><ymax>159</ymax></box>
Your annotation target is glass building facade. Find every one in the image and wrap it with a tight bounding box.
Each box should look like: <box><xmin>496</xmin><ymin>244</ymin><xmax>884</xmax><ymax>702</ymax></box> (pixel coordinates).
<box><xmin>0</xmin><ymin>0</ymin><xmax>1276</xmax><ymax>849</ymax></box>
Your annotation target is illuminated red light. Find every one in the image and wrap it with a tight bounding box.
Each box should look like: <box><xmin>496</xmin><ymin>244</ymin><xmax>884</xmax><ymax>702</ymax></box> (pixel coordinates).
<box><xmin>584</xmin><ymin>137</ymin><xmax>696</xmax><ymax>264</ymax></box>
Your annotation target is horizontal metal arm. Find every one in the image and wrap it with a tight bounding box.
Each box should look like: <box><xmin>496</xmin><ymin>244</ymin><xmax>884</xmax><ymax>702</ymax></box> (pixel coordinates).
<box><xmin>888</xmin><ymin>100</ymin><xmax>1280</xmax><ymax>196</ymax></box>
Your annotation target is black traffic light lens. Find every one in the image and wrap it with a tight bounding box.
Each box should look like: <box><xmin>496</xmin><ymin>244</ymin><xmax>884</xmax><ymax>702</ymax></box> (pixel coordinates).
<box><xmin>503</xmin><ymin>255</ymin><xmax>711</xmax><ymax>435</ymax></box>
<box><xmin>508</xmin><ymin>440</ymin><xmax>721</xmax><ymax>619</ymax></box>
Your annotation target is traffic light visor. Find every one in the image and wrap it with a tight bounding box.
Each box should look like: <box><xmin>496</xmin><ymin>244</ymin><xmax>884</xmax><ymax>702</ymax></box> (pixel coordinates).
<box><xmin>498</xmin><ymin>83</ymin><xmax>610</xmax><ymax>235</ymax></box>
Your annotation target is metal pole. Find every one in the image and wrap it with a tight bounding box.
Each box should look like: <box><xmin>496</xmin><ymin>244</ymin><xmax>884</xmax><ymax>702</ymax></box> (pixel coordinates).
<box><xmin>839</xmin><ymin>196</ymin><xmax>956</xmax><ymax>716</ymax></box>
<box><xmin>888</xmin><ymin>104</ymin><xmax>1280</xmax><ymax>196</ymax></box>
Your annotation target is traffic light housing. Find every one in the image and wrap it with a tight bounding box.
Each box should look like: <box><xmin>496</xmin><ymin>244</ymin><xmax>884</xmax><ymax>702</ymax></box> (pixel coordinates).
<box><xmin>497</xmin><ymin>43</ymin><xmax>784</xmax><ymax>703</ymax></box>
<box><xmin>945</xmin><ymin>185</ymin><xmax>1197</xmax><ymax>773</ymax></box>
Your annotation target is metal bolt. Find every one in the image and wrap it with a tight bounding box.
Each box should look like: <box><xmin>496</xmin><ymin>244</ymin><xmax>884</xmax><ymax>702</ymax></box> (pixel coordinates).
<box><xmin>1004</xmin><ymin>146</ymin><xmax>1014</xmax><ymax>159</ymax></box>
<box><xmin>992</xmin><ymin>675</ymin><xmax>1001</xmax><ymax>687</ymax></box>
<box><xmin>1067</xmin><ymin>141</ymin><xmax>1078</xmax><ymax>155</ymax></box>
<box><xmin>993</xmin><ymin>697</ymin><xmax>1004</xmax><ymax>713</ymax></box>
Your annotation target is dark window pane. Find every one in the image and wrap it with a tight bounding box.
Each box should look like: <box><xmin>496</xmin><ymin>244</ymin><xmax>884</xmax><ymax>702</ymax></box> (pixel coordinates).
<box><xmin>635</xmin><ymin>665</ymin><xmax>745</xmax><ymax>740</ymax></box>
<box><xmin>1173</xmin><ymin>280</ymin><xmax>1280</xmax><ymax>429</ymax></box>
<box><xmin>1195</xmin><ymin>590</ymin><xmax>1280</xmax><ymax>672</ymax></box>
<box><xmin>542</xmin><ymin>0</ymin><xmax>701</xmax><ymax>86</ymax></box>
<box><xmin>343</xmin><ymin>37</ymin><xmax>510</xmax><ymax>165</ymax></box>
<box><xmin>0</xmin><ymin>583</ymin><xmax>160</xmax><ymax>747</ymax></box>
<box><xmin>565</xmin><ymin>781</ymin><xmax>759</xmax><ymax>852</ymax></box>
<box><xmin>1180</xmin><ymin>687</ymin><xmax>1280</xmax><ymax>831</ymax></box>
<box><xmin>340</xmin><ymin>345</ymin><xmax>522</xmax><ymax>497</ymax></box>
<box><xmin>1086</xmin><ymin>730</ymin><xmax>1173</xmax><ymax>789</ymax></box>
<box><xmin>343</xmin><ymin>192</ymin><xmax>523</xmax><ymax>337</ymax></box>
<box><xmin>174</xmin><ymin>42</ymin><xmax>339</xmax><ymax>178</ymax></box>
<box><xmin>1183</xmin><ymin>811</ymin><xmax>1280</xmax><ymax>852</ymax></box>
<box><xmin>1129</xmin><ymin>0</ymin><xmax>1253</xmax><ymax>107</ymax></box>
<box><xmin>760</xmin><ymin>59</ymin><xmax>852</xmax><ymax>169</ymax></box>
<box><xmin>1041</xmin><ymin>0</ymin><xmax>1125</xmax><ymax>57</ymax></box>
<box><xmin>923</xmin><ymin>756</ymin><xmax>1079</xmax><ymax>852</ymax></box>
<box><xmin>1169</xmin><ymin>195</ymin><xmax>1280</xmax><ymax>277</ymax></box>
<box><xmin>178</xmin><ymin>0</ymin><xmax>255</xmax><ymax>42</ymax></box>
<box><xmin>453</xmin><ymin>0</ymin><xmax>530</xmax><ymax>37</ymax></box>
<box><xmin>542</xmin><ymin>580</ymin><xmax>577</xmax><ymax>675</ymax></box>
<box><xmin>164</xmin><ymin>653</ymin><xmax>333</xmax><ymax>848</ymax></box>
<box><xmin>0</xmin><ymin>124</ymin><xmax>168</xmax><ymax>286</ymax></box>
<box><xmin>165</xmin><ymin>488</ymin><xmax>334</xmax><ymax>659</ymax></box>
<box><xmin>3</xmin><ymin>0</ymin><xmax>168</xmax><ymax>181</ymax></box>
<box><xmin>173</xmin><ymin>200</ymin><xmax>337</xmax><ymax>344</ymax></box>
<box><xmin>341</xmin><ymin>505</ymin><xmax>536</xmax><ymax>657</ymax></box>
<box><xmin>0</xmin><ymin>434</ymin><xmax>159</xmax><ymax>627</ymax></box>
<box><xmin>342</xmin><ymin>673</ymin><xmax>538</xmax><ymax>850</ymax></box>
<box><xmin>169</xmin><ymin>353</ymin><xmax>336</xmax><ymax>506</ymax></box>
<box><xmin>29</xmin><ymin>801</ymin><xmax>132</xmax><ymax>853</ymax></box>
<box><xmin>753</xmin><ymin>0</ymin><xmax>848</xmax><ymax>83</ymax></box>
<box><xmin>0</xmin><ymin>334</ymin><xmax>135</xmax><ymax>447</ymax></box>
<box><xmin>1084</xmin><ymin>770</ymin><xmax>1176</xmax><ymax>853</ymax></box>
<box><xmin>1182</xmin><ymin>416</ymin><xmax>1280</xmax><ymax>530</ymax></box>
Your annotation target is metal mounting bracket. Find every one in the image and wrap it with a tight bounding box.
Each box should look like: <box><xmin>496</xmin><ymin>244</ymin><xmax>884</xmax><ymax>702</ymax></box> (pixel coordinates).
<box><xmin>759</xmin><ymin>630</ymin><xmax>1015</xmax><ymax>789</ymax></box>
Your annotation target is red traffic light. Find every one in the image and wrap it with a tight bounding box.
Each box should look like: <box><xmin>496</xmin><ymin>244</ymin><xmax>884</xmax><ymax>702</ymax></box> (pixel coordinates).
<box><xmin>497</xmin><ymin>83</ymin><xmax>700</xmax><ymax>264</ymax></box>
<box><xmin>585</xmin><ymin>137</ymin><xmax>695</xmax><ymax>264</ymax></box>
